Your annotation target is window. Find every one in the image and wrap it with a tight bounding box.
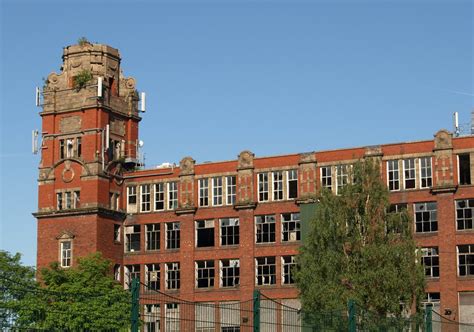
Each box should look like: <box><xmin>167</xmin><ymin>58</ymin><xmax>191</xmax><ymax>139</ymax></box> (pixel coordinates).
<box><xmin>387</xmin><ymin>160</ymin><xmax>400</xmax><ymax>191</ymax></box>
<box><xmin>199</xmin><ymin>178</ymin><xmax>209</xmax><ymax>207</ymax></box>
<box><xmin>421</xmin><ymin>247</ymin><xmax>439</xmax><ymax>278</ymax></box>
<box><xmin>76</xmin><ymin>137</ymin><xmax>82</xmax><ymax>158</ymax></box>
<box><xmin>456</xmin><ymin>199</ymin><xmax>474</xmax><ymax>230</ymax></box>
<box><xmin>419</xmin><ymin>157</ymin><xmax>432</xmax><ymax>188</ymax></box>
<box><xmin>213</xmin><ymin>177</ymin><xmax>223</xmax><ymax>206</ymax></box>
<box><xmin>59</xmin><ymin>137</ymin><xmax>82</xmax><ymax>159</ymax></box>
<box><xmin>258</xmin><ymin>173</ymin><xmax>269</xmax><ymax>202</ymax></box>
<box><xmin>166</xmin><ymin>222</ymin><xmax>180</xmax><ymax>249</ymax></box>
<box><xmin>114</xmin><ymin>264</ymin><xmax>121</xmax><ymax>281</ymax></box>
<box><xmin>125</xmin><ymin>265</ymin><xmax>140</xmax><ymax>289</ymax></box>
<box><xmin>273</xmin><ymin>171</ymin><xmax>283</xmax><ymax>201</ymax></box>
<box><xmin>60</xmin><ymin>241</ymin><xmax>72</xmax><ymax>268</ymax></box>
<box><xmin>282</xmin><ymin>256</ymin><xmax>296</xmax><ymax>285</ymax></box>
<box><xmin>114</xmin><ymin>224</ymin><xmax>121</xmax><ymax>242</ymax></box>
<box><xmin>146</xmin><ymin>224</ymin><xmax>160</xmax><ymax>251</ymax></box>
<box><xmin>414</xmin><ymin>202</ymin><xmax>437</xmax><ymax>233</ymax></box>
<box><xmin>281</xmin><ymin>213</ymin><xmax>300</xmax><ymax>242</ymax></box>
<box><xmin>256</xmin><ymin>257</ymin><xmax>276</xmax><ymax>285</ymax></box>
<box><xmin>321</xmin><ymin>166</ymin><xmax>332</xmax><ymax>190</ymax></box>
<box><xmin>56</xmin><ymin>190</ymin><xmax>80</xmax><ymax>210</ymax></box>
<box><xmin>144</xmin><ymin>304</ymin><xmax>160</xmax><ymax>332</ymax></box>
<box><xmin>226</xmin><ymin>176</ymin><xmax>237</xmax><ymax>205</ymax></box>
<box><xmin>459</xmin><ymin>154</ymin><xmax>472</xmax><ymax>185</ymax></box>
<box><xmin>220</xmin><ymin>218</ymin><xmax>239</xmax><ymax>246</ymax></box>
<box><xmin>168</xmin><ymin>182</ymin><xmax>178</xmax><ymax>210</ymax></box>
<box><xmin>336</xmin><ymin>165</ymin><xmax>349</xmax><ymax>194</ymax></box>
<box><xmin>287</xmin><ymin>170</ymin><xmax>298</xmax><ymax>199</ymax></box>
<box><xmin>458</xmin><ymin>245</ymin><xmax>474</xmax><ymax>276</ymax></box>
<box><xmin>109</xmin><ymin>192</ymin><xmax>120</xmax><ymax>210</ymax></box>
<box><xmin>389</xmin><ymin>203</ymin><xmax>407</xmax><ymax>213</ymax></box>
<box><xmin>165</xmin><ymin>262</ymin><xmax>180</xmax><ymax>290</ymax></box>
<box><xmin>125</xmin><ymin>225</ymin><xmax>141</xmax><ymax>252</ymax></box>
<box><xmin>154</xmin><ymin>183</ymin><xmax>164</xmax><ymax>211</ymax></box>
<box><xmin>404</xmin><ymin>159</ymin><xmax>416</xmax><ymax>189</ymax></box>
<box><xmin>196</xmin><ymin>220</ymin><xmax>215</xmax><ymax>248</ymax></box>
<box><xmin>220</xmin><ymin>259</ymin><xmax>240</xmax><ymax>287</ymax></box>
<box><xmin>196</xmin><ymin>260</ymin><xmax>215</xmax><ymax>288</ymax></box>
<box><xmin>255</xmin><ymin>215</ymin><xmax>275</xmax><ymax>243</ymax></box>
<box><xmin>165</xmin><ymin>303</ymin><xmax>180</xmax><ymax>332</ymax></box>
<box><xmin>128</xmin><ymin>186</ymin><xmax>137</xmax><ymax>205</ymax></box>
<box><xmin>422</xmin><ymin>293</ymin><xmax>440</xmax><ymax>311</ymax></box>
<box><xmin>145</xmin><ymin>263</ymin><xmax>160</xmax><ymax>291</ymax></box>
<box><xmin>141</xmin><ymin>184</ymin><xmax>151</xmax><ymax>212</ymax></box>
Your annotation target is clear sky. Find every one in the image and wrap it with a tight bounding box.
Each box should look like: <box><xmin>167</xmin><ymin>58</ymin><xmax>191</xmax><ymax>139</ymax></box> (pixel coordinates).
<box><xmin>0</xmin><ymin>0</ymin><xmax>472</xmax><ymax>267</ymax></box>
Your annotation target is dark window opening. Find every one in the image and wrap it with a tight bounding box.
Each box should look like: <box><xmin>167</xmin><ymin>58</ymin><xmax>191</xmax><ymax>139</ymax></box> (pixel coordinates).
<box><xmin>459</xmin><ymin>154</ymin><xmax>472</xmax><ymax>185</ymax></box>
<box><xmin>196</xmin><ymin>220</ymin><xmax>215</xmax><ymax>247</ymax></box>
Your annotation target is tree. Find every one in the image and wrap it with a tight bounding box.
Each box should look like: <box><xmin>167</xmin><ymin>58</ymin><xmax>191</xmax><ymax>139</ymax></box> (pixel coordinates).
<box><xmin>0</xmin><ymin>251</ymin><xmax>37</xmax><ymax>328</ymax></box>
<box><xmin>296</xmin><ymin>159</ymin><xmax>425</xmax><ymax>317</ymax></box>
<box><xmin>5</xmin><ymin>252</ymin><xmax>131</xmax><ymax>330</ymax></box>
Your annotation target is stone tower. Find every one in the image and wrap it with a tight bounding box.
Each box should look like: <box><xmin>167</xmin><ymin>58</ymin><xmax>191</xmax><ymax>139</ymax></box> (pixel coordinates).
<box><xmin>34</xmin><ymin>41</ymin><xmax>141</xmax><ymax>272</ymax></box>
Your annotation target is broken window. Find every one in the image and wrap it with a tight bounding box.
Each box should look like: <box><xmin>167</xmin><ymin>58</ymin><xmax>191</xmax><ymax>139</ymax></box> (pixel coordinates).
<box><xmin>255</xmin><ymin>215</ymin><xmax>275</xmax><ymax>243</ymax></box>
<box><xmin>59</xmin><ymin>137</ymin><xmax>82</xmax><ymax>159</ymax></box>
<box><xmin>459</xmin><ymin>154</ymin><xmax>472</xmax><ymax>185</ymax></box>
<box><xmin>281</xmin><ymin>213</ymin><xmax>300</xmax><ymax>242</ymax></box>
<box><xmin>145</xmin><ymin>263</ymin><xmax>160</xmax><ymax>291</ymax></box>
<box><xmin>456</xmin><ymin>199</ymin><xmax>474</xmax><ymax>230</ymax></box>
<box><xmin>125</xmin><ymin>264</ymin><xmax>140</xmax><ymax>289</ymax></box>
<box><xmin>57</xmin><ymin>193</ymin><xmax>63</xmax><ymax>210</ymax></box>
<box><xmin>146</xmin><ymin>224</ymin><xmax>160</xmax><ymax>250</ymax></box>
<box><xmin>282</xmin><ymin>255</ymin><xmax>296</xmax><ymax>284</ymax></box>
<box><xmin>287</xmin><ymin>170</ymin><xmax>298</xmax><ymax>199</ymax></box>
<box><xmin>421</xmin><ymin>247</ymin><xmax>439</xmax><ymax>278</ymax></box>
<box><xmin>321</xmin><ymin>166</ymin><xmax>332</xmax><ymax>191</ymax></box>
<box><xmin>60</xmin><ymin>241</ymin><xmax>72</xmax><ymax>268</ymax></box>
<box><xmin>414</xmin><ymin>202</ymin><xmax>437</xmax><ymax>233</ymax></box>
<box><xmin>220</xmin><ymin>218</ymin><xmax>239</xmax><ymax>246</ymax></box>
<box><xmin>196</xmin><ymin>220</ymin><xmax>215</xmax><ymax>248</ymax></box>
<box><xmin>220</xmin><ymin>259</ymin><xmax>240</xmax><ymax>287</ymax></box>
<box><xmin>258</xmin><ymin>173</ymin><xmax>269</xmax><ymax>202</ymax></box>
<box><xmin>199</xmin><ymin>178</ymin><xmax>209</xmax><ymax>207</ymax></box>
<box><xmin>213</xmin><ymin>177</ymin><xmax>223</xmax><ymax>205</ymax></box>
<box><xmin>165</xmin><ymin>262</ymin><xmax>180</xmax><ymax>290</ymax></box>
<box><xmin>196</xmin><ymin>260</ymin><xmax>215</xmax><ymax>288</ymax></box>
<box><xmin>168</xmin><ymin>182</ymin><xmax>178</xmax><ymax>209</ymax></box>
<box><xmin>226</xmin><ymin>176</ymin><xmax>237</xmax><ymax>205</ymax></box>
<box><xmin>404</xmin><ymin>158</ymin><xmax>416</xmax><ymax>189</ymax></box>
<box><xmin>154</xmin><ymin>183</ymin><xmax>165</xmax><ymax>210</ymax></box>
<box><xmin>114</xmin><ymin>264</ymin><xmax>121</xmax><ymax>281</ymax></box>
<box><xmin>420</xmin><ymin>157</ymin><xmax>432</xmax><ymax>188</ymax></box>
<box><xmin>165</xmin><ymin>303</ymin><xmax>180</xmax><ymax>331</ymax></box>
<box><xmin>256</xmin><ymin>256</ymin><xmax>276</xmax><ymax>285</ymax></box>
<box><xmin>387</xmin><ymin>160</ymin><xmax>400</xmax><ymax>191</ymax></box>
<box><xmin>144</xmin><ymin>304</ymin><xmax>160</xmax><ymax>332</ymax></box>
<box><xmin>128</xmin><ymin>186</ymin><xmax>137</xmax><ymax>205</ymax></box>
<box><xmin>114</xmin><ymin>224</ymin><xmax>121</xmax><ymax>242</ymax></box>
<box><xmin>273</xmin><ymin>171</ymin><xmax>283</xmax><ymax>201</ymax></box>
<box><xmin>458</xmin><ymin>245</ymin><xmax>474</xmax><ymax>276</ymax></box>
<box><xmin>125</xmin><ymin>225</ymin><xmax>141</xmax><ymax>252</ymax></box>
<box><xmin>166</xmin><ymin>222</ymin><xmax>180</xmax><ymax>249</ymax></box>
<box><xmin>141</xmin><ymin>184</ymin><xmax>151</xmax><ymax>212</ymax></box>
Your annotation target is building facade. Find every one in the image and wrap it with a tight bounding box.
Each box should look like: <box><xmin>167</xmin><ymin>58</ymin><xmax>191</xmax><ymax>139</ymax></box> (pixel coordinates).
<box><xmin>35</xmin><ymin>42</ymin><xmax>474</xmax><ymax>327</ymax></box>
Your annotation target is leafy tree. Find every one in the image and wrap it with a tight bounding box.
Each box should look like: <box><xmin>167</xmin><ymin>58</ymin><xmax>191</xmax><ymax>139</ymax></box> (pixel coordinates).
<box><xmin>296</xmin><ymin>159</ymin><xmax>425</xmax><ymax>317</ymax></box>
<box><xmin>0</xmin><ymin>251</ymin><xmax>37</xmax><ymax>328</ymax></box>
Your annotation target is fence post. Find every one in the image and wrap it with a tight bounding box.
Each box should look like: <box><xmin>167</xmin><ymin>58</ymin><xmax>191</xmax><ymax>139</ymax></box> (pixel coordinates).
<box><xmin>131</xmin><ymin>277</ymin><xmax>140</xmax><ymax>332</ymax></box>
<box><xmin>253</xmin><ymin>289</ymin><xmax>260</xmax><ymax>332</ymax></box>
<box><xmin>424</xmin><ymin>304</ymin><xmax>432</xmax><ymax>332</ymax></box>
<box><xmin>348</xmin><ymin>299</ymin><xmax>356</xmax><ymax>332</ymax></box>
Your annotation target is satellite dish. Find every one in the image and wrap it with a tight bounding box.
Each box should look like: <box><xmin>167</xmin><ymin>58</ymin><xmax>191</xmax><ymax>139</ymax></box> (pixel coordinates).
<box><xmin>139</xmin><ymin>140</ymin><xmax>144</xmax><ymax>147</ymax></box>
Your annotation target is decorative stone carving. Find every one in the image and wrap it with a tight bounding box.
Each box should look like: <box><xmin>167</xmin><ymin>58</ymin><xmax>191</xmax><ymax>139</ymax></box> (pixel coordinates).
<box><xmin>238</xmin><ymin>150</ymin><xmax>254</xmax><ymax>170</ymax></box>
<box><xmin>364</xmin><ymin>145</ymin><xmax>383</xmax><ymax>157</ymax></box>
<box><xmin>299</xmin><ymin>152</ymin><xmax>316</xmax><ymax>164</ymax></box>
<box><xmin>434</xmin><ymin>130</ymin><xmax>452</xmax><ymax>151</ymax></box>
<box><xmin>180</xmin><ymin>157</ymin><xmax>195</xmax><ymax>176</ymax></box>
<box><xmin>60</xmin><ymin>116</ymin><xmax>82</xmax><ymax>133</ymax></box>
<box><xmin>125</xmin><ymin>78</ymin><xmax>135</xmax><ymax>89</ymax></box>
<box><xmin>56</xmin><ymin>230</ymin><xmax>75</xmax><ymax>240</ymax></box>
<box><xmin>62</xmin><ymin>160</ymin><xmax>75</xmax><ymax>183</ymax></box>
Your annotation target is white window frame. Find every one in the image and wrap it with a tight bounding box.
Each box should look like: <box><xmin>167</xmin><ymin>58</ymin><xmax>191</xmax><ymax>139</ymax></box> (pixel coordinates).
<box><xmin>321</xmin><ymin>166</ymin><xmax>332</xmax><ymax>191</ymax></box>
<box><xmin>272</xmin><ymin>171</ymin><xmax>284</xmax><ymax>201</ymax></box>
<box><xmin>165</xmin><ymin>262</ymin><xmax>180</xmax><ymax>290</ymax></box>
<box><xmin>403</xmin><ymin>158</ymin><xmax>416</xmax><ymax>189</ymax></box>
<box><xmin>212</xmin><ymin>177</ymin><xmax>223</xmax><ymax>206</ymax></box>
<box><xmin>281</xmin><ymin>255</ymin><xmax>296</xmax><ymax>285</ymax></box>
<box><xmin>220</xmin><ymin>259</ymin><xmax>240</xmax><ymax>288</ymax></box>
<box><xmin>281</xmin><ymin>213</ymin><xmax>300</xmax><ymax>242</ymax></box>
<box><xmin>198</xmin><ymin>178</ymin><xmax>209</xmax><ymax>207</ymax></box>
<box><xmin>336</xmin><ymin>164</ymin><xmax>350</xmax><ymax>194</ymax></box>
<box><xmin>226</xmin><ymin>176</ymin><xmax>237</xmax><ymax>205</ymax></box>
<box><xmin>145</xmin><ymin>263</ymin><xmax>160</xmax><ymax>291</ymax></box>
<box><xmin>127</xmin><ymin>186</ymin><xmax>137</xmax><ymax>206</ymax></box>
<box><xmin>255</xmin><ymin>256</ymin><xmax>276</xmax><ymax>286</ymax></box>
<box><xmin>258</xmin><ymin>173</ymin><xmax>269</xmax><ymax>202</ymax></box>
<box><xmin>387</xmin><ymin>160</ymin><xmax>400</xmax><ymax>191</ymax></box>
<box><xmin>154</xmin><ymin>183</ymin><xmax>165</xmax><ymax>211</ymax></box>
<box><xmin>168</xmin><ymin>182</ymin><xmax>178</xmax><ymax>210</ymax></box>
<box><xmin>255</xmin><ymin>215</ymin><xmax>276</xmax><ymax>243</ymax></box>
<box><xmin>140</xmin><ymin>184</ymin><xmax>151</xmax><ymax>212</ymax></box>
<box><xmin>60</xmin><ymin>240</ymin><xmax>72</xmax><ymax>268</ymax></box>
<box><xmin>419</xmin><ymin>157</ymin><xmax>433</xmax><ymax>189</ymax></box>
<box><xmin>421</xmin><ymin>247</ymin><xmax>439</xmax><ymax>278</ymax></box>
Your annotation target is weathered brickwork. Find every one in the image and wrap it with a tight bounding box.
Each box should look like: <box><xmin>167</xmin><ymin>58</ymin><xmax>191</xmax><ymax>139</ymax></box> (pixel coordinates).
<box><xmin>36</xmin><ymin>43</ymin><xmax>474</xmax><ymax>323</ymax></box>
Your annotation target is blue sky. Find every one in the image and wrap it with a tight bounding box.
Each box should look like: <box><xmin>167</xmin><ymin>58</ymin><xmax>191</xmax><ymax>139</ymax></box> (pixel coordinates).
<box><xmin>0</xmin><ymin>0</ymin><xmax>472</xmax><ymax>267</ymax></box>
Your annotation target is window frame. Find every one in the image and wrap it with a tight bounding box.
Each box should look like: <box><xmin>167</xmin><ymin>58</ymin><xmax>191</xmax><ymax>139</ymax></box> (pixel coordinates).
<box><xmin>59</xmin><ymin>240</ymin><xmax>72</xmax><ymax>268</ymax></box>
<box><xmin>220</xmin><ymin>218</ymin><xmax>240</xmax><ymax>246</ymax></box>
<box><xmin>414</xmin><ymin>202</ymin><xmax>438</xmax><ymax>233</ymax></box>
<box><xmin>421</xmin><ymin>247</ymin><xmax>439</xmax><ymax>278</ymax></box>
<box><xmin>220</xmin><ymin>259</ymin><xmax>240</xmax><ymax>288</ymax></box>
<box><xmin>166</xmin><ymin>222</ymin><xmax>180</xmax><ymax>250</ymax></box>
<box><xmin>419</xmin><ymin>156</ymin><xmax>433</xmax><ymax>189</ymax></box>
<box><xmin>281</xmin><ymin>213</ymin><xmax>301</xmax><ymax>242</ymax></box>
<box><xmin>255</xmin><ymin>215</ymin><xmax>276</xmax><ymax>244</ymax></box>
<box><xmin>195</xmin><ymin>260</ymin><xmax>215</xmax><ymax>289</ymax></box>
<box><xmin>281</xmin><ymin>255</ymin><xmax>296</xmax><ymax>285</ymax></box>
<box><xmin>387</xmin><ymin>160</ymin><xmax>400</xmax><ymax>191</ymax></box>
<box><xmin>146</xmin><ymin>223</ymin><xmax>160</xmax><ymax>251</ymax></box>
<box><xmin>456</xmin><ymin>199</ymin><xmax>474</xmax><ymax>231</ymax></box>
<box><xmin>403</xmin><ymin>158</ymin><xmax>416</xmax><ymax>189</ymax></box>
<box><xmin>255</xmin><ymin>256</ymin><xmax>276</xmax><ymax>286</ymax></box>
<box><xmin>165</xmin><ymin>262</ymin><xmax>180</xmax><ymax>290</ymax></box>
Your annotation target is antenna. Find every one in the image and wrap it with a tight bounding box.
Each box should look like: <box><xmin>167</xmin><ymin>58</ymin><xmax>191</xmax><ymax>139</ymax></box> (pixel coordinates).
<box><xmin>97</xmin><ymin>77</ymin><xmax>103</xmax><ymax>98</ymax></box>
<box><xmin>32</xmin><ymin>130</ymin><xmax>39</xmax><ymax>154</ymax></box>
<box><xmin>105</xmin><ymin>124</ymin><xmax>110</xmax><ymax>149</ymax></box>
<box><xmin>140</xmin><ymin>92</ymin><xmax>146</xmax><ymax>112</ymax></box>
<box><xmin>35</xmin><ymin>87</ymin><xmax>40</xmax><ymax>107</ymax></box>
<box><xmin>454</xmin><ymin>112</ymin><xmax>460</xmax><ymax>137</ymax></box>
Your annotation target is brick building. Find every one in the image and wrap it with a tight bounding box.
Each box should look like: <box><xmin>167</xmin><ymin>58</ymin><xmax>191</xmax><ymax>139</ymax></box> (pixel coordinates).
<box><xmin>35</xmin><ymin>42</ymin><xmax>474</xmax><ymax>328</ymax></box>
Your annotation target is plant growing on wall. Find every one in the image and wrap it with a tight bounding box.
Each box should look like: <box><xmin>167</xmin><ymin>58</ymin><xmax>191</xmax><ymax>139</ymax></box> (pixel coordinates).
<box><xmin>73</xmin><ymin>69</ymin><xmax>93</xmax><ymax>91</ymax></box>
<box><xmin>77</xmin><ymin>37</ymin><xmax>89</xmax><ymax>47</ymax></box>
